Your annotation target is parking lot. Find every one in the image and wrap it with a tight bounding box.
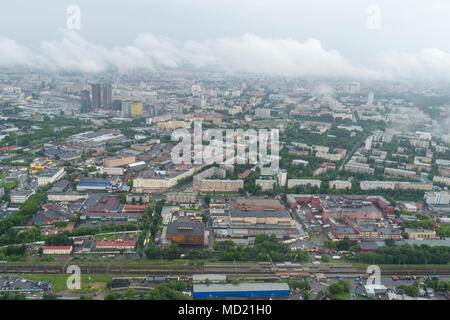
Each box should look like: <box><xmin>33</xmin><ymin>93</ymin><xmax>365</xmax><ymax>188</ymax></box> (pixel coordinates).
<box><xmin>0</xmin><ymin>275</ymin><xmax>52</xmax><ymax>294</ymax></box>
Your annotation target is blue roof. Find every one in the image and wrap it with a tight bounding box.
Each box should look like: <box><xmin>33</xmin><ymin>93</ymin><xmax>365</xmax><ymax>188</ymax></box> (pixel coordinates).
<box><xmin>78</xmin><ymin>182</ymin><xmax>111</xmax><ymax>187</ymax></box>
<box><xmin>193</xmin><ymin>283</ymin><xmax>290</xmax><ymax>299</ymax></box>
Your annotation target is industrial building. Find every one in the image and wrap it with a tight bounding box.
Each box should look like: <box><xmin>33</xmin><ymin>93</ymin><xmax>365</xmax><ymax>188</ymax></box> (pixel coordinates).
<box><xmin>103</xmin><ymin>156</ymin><xmax>136</xmax><ymax>168</ymax></box>
<box><xmin>193</xmin><ymin>283</ymin><xmax>290</xmax><ymax>299</ymax></box>
<box><xmin>77</xmin><ymin>180</ymin><xmax>113</xmax><ymax>191</ymax></box>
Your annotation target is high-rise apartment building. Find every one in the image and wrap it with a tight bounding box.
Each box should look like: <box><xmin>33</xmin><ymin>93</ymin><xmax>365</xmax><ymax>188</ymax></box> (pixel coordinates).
<box><xmin>102</xmin><ymin>83</ymin><xmax>112</xmax><ymax>110</ymax></box>
<box><xmin>367</xmin><ymin>91</ymin><xmax>374</xmax><ymax>106</ymax></box>
<box><xmin>80</xmin><ymin>90</ymin><xmax>92</xmax><ymax>113</ymax></box>
<box><xmin>130</xmin><ymin>102</ymin><xmax>143</xmax><ymax>116</ymax></box>
<box><xmin>91</xmin><ymin>83</ymin><xmax>101</xmax><ymax>109</ymax></box>
<box><xmin>91</xmin><ymin>82</ymin><xmax>112</xmax><ymax>110</ymax></box>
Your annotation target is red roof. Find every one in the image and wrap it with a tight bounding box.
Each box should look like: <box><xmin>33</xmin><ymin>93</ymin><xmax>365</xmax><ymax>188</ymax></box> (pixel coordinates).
<box><xmin>44</xmin><ymin>217</ymin><xmax>60</xmax><ymax>225</ymax></box>
<box><xmin>0</xmin><ymin>145</ymin><xmax>18</xmax><ymax>151</ymax></box>
<box><xmin>333</xmin><ymin>148</ymin><xmax>347</xmax><ymax>155</ymax></box>
<box><xmin>96</xmin><ymin>240</ymin><xmax>136</xmax><ymax>247</ymax></box>
<box><xmin>238</xmin><ymin>169</ymin><xmax>251</xmax><ymax>178</ymax></box>
<box><xmin>176</xmin><ymin>164</ymin><xmax>191</xmax><ymax>170</ymax></box>
<box><xmin>320</xmin><ymin>162</ymin><xmax>336</xmax><ymax>168</ymax></box>
<box><xmin>43</xmin><ymin>246</ymin><xmax>72</xmax><ymax>250</ymax></box>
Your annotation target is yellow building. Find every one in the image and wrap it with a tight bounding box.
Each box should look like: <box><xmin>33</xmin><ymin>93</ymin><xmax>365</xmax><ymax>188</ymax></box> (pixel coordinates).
<box><xmin>405</xmin><ymin>228</ymin><xmax>437</xmax><ymax>240</ymax></box>
<box><xmin>130</xmin><ymin>102</ymin><xmax>143</xmax><ymax>116</ymax></box>
<box><xmin>157</xmin><ymin>120</ymin><xmax>191</xmax><ymax>130</ymax></box>
<box><xmin>30</xmin><ymin>157</ymin><xmax>53</xmax><ymax>170</ymax></box>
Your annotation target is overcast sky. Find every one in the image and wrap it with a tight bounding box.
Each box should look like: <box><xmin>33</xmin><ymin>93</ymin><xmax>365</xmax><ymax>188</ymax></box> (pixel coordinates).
<box><xmin>1</xmin><ymin>0</ymin><xmax>450</xmax><ymax>80</ymax></box>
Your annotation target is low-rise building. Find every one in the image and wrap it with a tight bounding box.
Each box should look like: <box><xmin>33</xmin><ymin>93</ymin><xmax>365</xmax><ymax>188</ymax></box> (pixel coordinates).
<box><xmin>166</xmin><ymin>191</ymin><xmax>197</xmax><ymax>204</ymax></box>
<box><xmin>345</xmin><ymin>162</ymin><xmax>375</xmax><ymax>174</ymax></box>
<box><xmin>43</xmin><ymin>245</ymin><xmax>73</xmax><ymax>255</ymax></box>
<box><xmin>95</xmin><ymin>240</ymin><xmax>136</xmax><ymax>251</ymax></box>
<box><xmin>103</xmin><ymin>156</ymin><xmax>136</xmax><ymax>167</ymax></box>
<box><xmin>330</xmin><ymin>180</ymin><xmax>351</xmax><ymax>190</ymax></box>
<box><xmin>165</xmin><ymin>221</ymin><xmax>205</xmax><ymax>246</ymax></box>
<box><xmin>287</xmin><ymin>179</ymin><xmax>321</xmax><ymax>189</ymax></box>
<box><xmin>37</xmin><ymin>166</ymin><xmax>65</xmax><ymax>186</ymax></box>
<box><xmin>47</xmin><ymin>193</ymin><xmax>89</xmax><ymax>202</ymax></box>
<box><xmin>360</xmin><ymin>181</ymin><xmax>396</xmax><ymax>190</ymax></box>
<box><xmin>424</xmin><ymin>191</ymin><xmax>450</xmax><ymax>205</ymax></box>
<box><xmin>434</xmin><ymin>175</ymin><xmax>450</xmax><ymax>186</ymax></box>
<box><xmin>193</xmin><ymin>167</ymin><xmax>243</xmax><ymax>192</ymax></box>
<box><xmin>405</xmin><ymin>228</ymin><xmax>437</xmax><ymax>240</ymax></box>
<box><xmin>10</xmin><ymin>190</ymin><xmax>34</xmax><ymax>204</ymax></box>
<box><xmin>193</xmin><ymin>283</ymin><xmax>290</xmax><ymax>299</ymax></box>
<box><xmin>256</xmin><ymin>179</ymin><xmax>276</xmax><ymax>191</ymax></box>
<box><xmin>99</xmin><ymin>167</ymin><xmax>124</xmax><ymax>176</ymax></box>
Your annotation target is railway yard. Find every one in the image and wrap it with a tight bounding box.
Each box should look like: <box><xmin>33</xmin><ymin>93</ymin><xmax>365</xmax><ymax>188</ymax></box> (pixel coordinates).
<box><xmin>1</xmin><ymin>261</ymin><xmax>449</xmax><ymax>277</ymax></box>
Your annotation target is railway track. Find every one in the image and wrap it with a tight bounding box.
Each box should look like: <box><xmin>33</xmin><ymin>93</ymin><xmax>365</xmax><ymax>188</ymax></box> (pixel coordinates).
<box><xmin>1</xmin><ymin>263</ymin><xmax>449</xmax><ymax>276</ymax></box>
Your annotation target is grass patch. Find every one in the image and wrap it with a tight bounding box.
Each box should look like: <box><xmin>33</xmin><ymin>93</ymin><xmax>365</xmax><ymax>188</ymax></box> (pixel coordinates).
<box><xmin>4</xmin><ymin>274</ymin><xmax>140</xmax><ymax>293</ymax></box>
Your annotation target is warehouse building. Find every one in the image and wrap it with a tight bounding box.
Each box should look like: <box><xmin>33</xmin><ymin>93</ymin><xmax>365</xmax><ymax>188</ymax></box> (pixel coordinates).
<box><xmin>193</xmin><ymin>283</ymin><xmax>290</xmax><ymax>299</ymax></box>
<box><xmin>76</xmin><ymin>177</ymin><xmax>119</xmax><ymax>191</ymax></box>
<box><xmin>103</xmin><ymin>156</ymin><xmax>136</xmax><ymax>168</ymax></box>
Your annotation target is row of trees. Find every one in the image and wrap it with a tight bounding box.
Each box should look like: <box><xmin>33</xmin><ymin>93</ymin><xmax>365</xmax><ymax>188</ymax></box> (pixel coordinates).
<box><xmin>105</xmin><ymin>281</ymin><xmax>189</xmax><ymax>300</ymax></box>
<box><xmin>396</xmin><ymin>284</ymin><xmax>418</xmax><ymax>297</ymax></box>
<box><xmin>0</xmin><ymin>193</ymin><xmax>47</xmax><ymax>246</ymax></box>
<box><xmin>327</xmin><ymin>280</ymin><xmax>351</xmax><ymax>300</ymax></box>
<box><xmin>351</xmin><ymin>244</ymin><xmax>450</xmax><ymax>265</ymax></box>
<box><xmin>425</xmin><ymin>279</ymin><xmax>450</xmax><ymax>291</ymax></box>
<box><xmin>323</xmin><ymin>237</ymin><xmax>356</xmax><ymax>251</ymax></box>
<box><xmin>0</xmin><ymin>244</ymin><xmax>27</xmax><ymax>260</ymax></box>
<box><xmin>213</xmin><ymin>234</ymin><xmax>309</xmax><ymax>262</ymax></box>
<box><xmin>145</xmin><ymin>243</ymin><xmax>213</xmax><ymax>260</ymax></box>
<box><xmin>0</xmin><ymin>117</ymin><xmax>93</xmax><ymax>148</ymax></box>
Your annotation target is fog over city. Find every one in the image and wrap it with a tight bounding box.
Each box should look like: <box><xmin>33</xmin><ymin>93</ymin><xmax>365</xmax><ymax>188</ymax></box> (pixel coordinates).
<box><xmin>1</xmin><ymin>0</ymin><xmax>450</xmax><ymax>80</ymax></box>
